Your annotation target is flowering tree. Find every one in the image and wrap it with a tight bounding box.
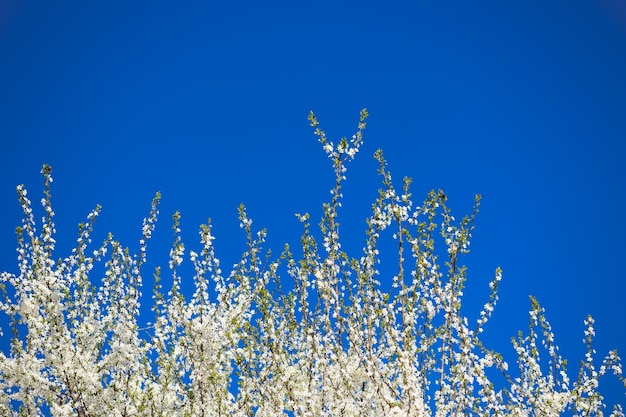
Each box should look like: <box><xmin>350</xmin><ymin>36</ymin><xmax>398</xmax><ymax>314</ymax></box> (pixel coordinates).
<box><xmin>0</xmin><ymin>110</ymin><xmax>624</xmax><ymax>416</ymax></box>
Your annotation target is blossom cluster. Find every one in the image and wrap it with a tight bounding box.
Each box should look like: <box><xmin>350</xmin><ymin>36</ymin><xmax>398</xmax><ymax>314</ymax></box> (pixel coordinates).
<box><xmin>0</xmin><ymin>113</ymin><xmax>624</xmax><ymax>416</ymax></box>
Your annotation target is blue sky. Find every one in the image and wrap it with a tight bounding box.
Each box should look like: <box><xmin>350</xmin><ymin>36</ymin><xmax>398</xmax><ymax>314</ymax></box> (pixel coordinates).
<box><xmin>1</xmin><ymin>0</ymin><xmax>625</xmax><ymax>408</ymax></box>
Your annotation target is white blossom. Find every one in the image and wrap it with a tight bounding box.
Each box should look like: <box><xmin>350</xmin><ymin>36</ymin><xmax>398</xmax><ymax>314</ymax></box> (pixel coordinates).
<box><xmin>0</xmin><ymin>110</ymin><xmax>622</xmax><ymax>416</ymax></box>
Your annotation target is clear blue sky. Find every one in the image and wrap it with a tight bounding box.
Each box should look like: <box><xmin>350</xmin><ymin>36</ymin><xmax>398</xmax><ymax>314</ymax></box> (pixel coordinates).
<box><xmin>1</xmin><ymin>0</ymin><xmax>625</xmax><ymax>408</ymax></box>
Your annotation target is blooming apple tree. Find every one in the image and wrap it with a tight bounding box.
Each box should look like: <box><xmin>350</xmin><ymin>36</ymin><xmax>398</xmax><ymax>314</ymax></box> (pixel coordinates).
<box><xmin>0</xmin><ymin>110</ymin><xmax>624</xmax><ymax>416</ymax></box>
